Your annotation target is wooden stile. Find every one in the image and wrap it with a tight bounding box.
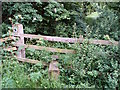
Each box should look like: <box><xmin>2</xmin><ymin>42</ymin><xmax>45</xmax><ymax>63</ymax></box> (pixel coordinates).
<box><xmin>1</xmin><ymin>23</ymin><xmax>119</xmax><ymax>81</ymax></box>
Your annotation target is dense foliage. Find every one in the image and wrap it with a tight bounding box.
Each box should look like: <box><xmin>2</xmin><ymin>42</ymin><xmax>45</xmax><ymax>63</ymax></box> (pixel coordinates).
<box><xmin>1</xmin><ymin>1</ymin><xmax>120</xmax><ymax>89</ymax></box>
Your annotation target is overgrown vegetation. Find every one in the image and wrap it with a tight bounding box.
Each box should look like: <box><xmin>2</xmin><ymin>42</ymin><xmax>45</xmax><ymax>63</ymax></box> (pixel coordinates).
<box><xmin>1</xmin><ymin>1</ymin><xmax>120</xmax><ymax>89</ymax></box>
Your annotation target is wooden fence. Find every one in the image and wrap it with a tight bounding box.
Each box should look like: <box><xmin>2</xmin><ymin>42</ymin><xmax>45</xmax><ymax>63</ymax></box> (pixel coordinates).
<box><xmin>1</xmin><ymin>24</ymin><xmax>119</xmax><ymax>63</ymax></box>
<box><xmin>0</xmin><ymin>24</ymin><xmax>119</xmax><ymax>79</ymax></box>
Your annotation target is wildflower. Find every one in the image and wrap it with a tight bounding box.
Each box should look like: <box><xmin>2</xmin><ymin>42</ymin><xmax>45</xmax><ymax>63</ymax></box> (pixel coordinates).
<box><xmin>61</xmin><ymin>4</ymin><xmax>64</xmax><ymax>7</ymax></box>
<box><xmin>33</xmin><ymin>17</ymin><xmax>37</xmax><ymax>21</ymax></box>
<box><xmin>104</xmin><ymin>35</ymin><xmax>110</xmax><ymax>40</ymax></box>
<box><xmin>9</xmin><ymin>17</ymin><xmax>12</xmax><ymax>21</ymax></box>
<box><xmin>18</xmin><ymin>14</ymin><xmax>22</xmax><ymax>18</ymax></box>
<box><xmin>54</xmin><ymin>8</ymin><xmax>57</xmax><ymax>13</ymax></box>
<box><xmin>18</xmin><ymin>14</ymin><xmax>23</xmax><ymax>19</ymax></box>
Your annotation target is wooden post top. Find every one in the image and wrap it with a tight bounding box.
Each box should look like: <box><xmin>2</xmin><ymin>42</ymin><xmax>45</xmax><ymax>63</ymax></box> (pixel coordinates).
<box><xmin>49</xmin><ymin>60</ymin><xmax>59</xmax><ymax>72</ymax></box>
<box><xmin>52</xmin><ymin>55</ymin><xmax>59</xmax><ymax>60</ymax></box>
<box><xmin>12</xmin><ymin>24</ymin><xmax>23</xmax><ymax>35</ymax></box>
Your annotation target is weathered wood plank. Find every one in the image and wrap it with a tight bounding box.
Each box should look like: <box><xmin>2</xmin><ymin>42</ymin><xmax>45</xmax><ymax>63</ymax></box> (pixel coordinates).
<box><xmin>17</xmin><ymin>57</ymin><xmax>40</xmax><ymax>64</ymax></box>
<box><xmin>2</xmin><ymin>56</ymin><xmax>47</xmax><ymax>65</ymax></box>
<box><xmin>14</xmin><ymin>34</ymin><xmax>119</xmax><ymax>45</ymax></box>
<box><xmin>17</xmin><ymin>57</ymin><xmax>47</xmax><ymax>65</ymax></box>
<box><xmin>3</xmin><ymin>47</ymin><xmax>17</xmax><ymax>51</ymax></box>
<box><xmin>15</xmin><ymin>34</ymin><xmax>79</xmax><ymax>43</ymax></box>
<box><xmin>49</xmin><ymin>60</ymin><xmax>60</xmax><ymax>80</ymax></box>
<box><xmin>89</xmin><ymin>39</ymin><xmax>119</xmax><ymax>45</ymax></box>
<box><xmin>0</xmin><ymin>36</ymin><xmax>15</xmax><ymax>42</ymax></box>
<box><xmin>15</xmin><ymin>44</ymin><xmax>76</xmax><ymax>54</ymax></box>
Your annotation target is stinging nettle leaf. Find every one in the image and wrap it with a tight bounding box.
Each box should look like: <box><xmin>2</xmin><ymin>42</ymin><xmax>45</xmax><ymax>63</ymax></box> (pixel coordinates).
<box><xmin>18</xmin><ymin>46</ymin><xmax>24</xmax><ymax>51</ymax></box>
<box><xmin>27</xmin><ymin>48</ymin><xmax>35</xmax><ymax>52</ymax></box>
<box><xmin>86</xmin><ymin>12</ymin><xmax>101</xmax><ymax>20</ymax></box>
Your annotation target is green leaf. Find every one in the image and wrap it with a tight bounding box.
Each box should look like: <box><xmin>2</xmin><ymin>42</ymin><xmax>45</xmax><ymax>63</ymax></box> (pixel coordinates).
<box><xmin>92</xmin><ymin>70</ymin><xmax>99</xmax><ymax>77</ymax></box>
<box><xmin>34</xmin><ymin>0</ymin><xmax>42</xmax><ymax>3</ymax></box>
<box><xmin>87</xmin><ymin>71</ymin><xmax>93</xmax><ymax>76</ymax></box>
<box><xmin>86</xmin><ymin>12</ymin><xmax>101</xmax><ymax>19</ymax></box>
<box><xmin>18</xmin><ymin>46</ymin><xmax>24</xmax><ymax>51</ymax></box>
<box><xmin>29</xmin><ymin>72</ymin><xmax>41</xmax><ymax>82</ymax></box>
<box><xmin>27</xmin><ymin>48</ymin><xmax>35</xmax><ymax>52</ymax></box>
<box><xmin>2</xmin><ymin>34</ymin><xmax>6</xmax><ymax>38</ymax></box>
<box><xmin>35</xmin><ymin>61</ymin><xmax>42</xmax><ymax>67</ymax></box>
<box><xmin>11</xmin><ymin>42</ymin><xmax>16</xmax><ymax>45</ymax></box>
<box><xmin>0</xmin><ymin>42</ymin><xmax>3</xmax><ymax>46</ymax></box>
<box><xmin>8</xmin><ymin>27</ymin><xmax>12</xmax><ymax>30</ymax></box>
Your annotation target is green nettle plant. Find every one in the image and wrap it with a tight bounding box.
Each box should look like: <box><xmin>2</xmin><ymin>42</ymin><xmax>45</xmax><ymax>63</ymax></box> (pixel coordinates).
<box><xmin>72</xmin><ymin>42</ymin><xmax>119</xmax><ymax>88</ymax></box>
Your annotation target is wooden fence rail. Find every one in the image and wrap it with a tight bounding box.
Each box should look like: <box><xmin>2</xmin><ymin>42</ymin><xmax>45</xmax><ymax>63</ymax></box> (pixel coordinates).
<box><xmin>15</xmin><ymin>44</ymin><xmax>76</xmax><ymax>54</ymax></box>
<box><xmin>17</xmin><ymin>57</ymin><xmax>47</xmax><ymax>65</ymax></box>
<box><xmin>14</xmin><ymin>34</ymin><xmax>118</xmax><ymax>45</ymax></box>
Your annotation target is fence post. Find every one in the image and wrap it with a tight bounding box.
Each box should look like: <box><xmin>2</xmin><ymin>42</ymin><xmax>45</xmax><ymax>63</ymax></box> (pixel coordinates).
<box><xmin>12</xmin><ymin>24</ymin><xmax>25</xmax><ymax>58</ymax></box>
<box><xmin>48</xmin><ymin>55</ymin><xmax>60</xmax><ymax>80</ymax></box>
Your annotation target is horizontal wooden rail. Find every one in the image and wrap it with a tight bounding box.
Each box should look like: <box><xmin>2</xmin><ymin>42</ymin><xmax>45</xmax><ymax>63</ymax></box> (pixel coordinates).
<box><xmin>1</xmin><ymin>34</ymin><xmax>118</xmax><ymax>46</ymax></box>
<box><xmin>88</xmin><ymin>39</ymin><xmax>118</xmax><ymax>45</ymax></box>
<box><xmin>17</xmin><ymin>57</ymin><xmax>47</xmax><ymax>65</ymax></box>
<box><xmin>14</xmin><ymin>34</ymin><xmax>119</xmax><ymax>45</ymax></box>
<box><xmin>15</xmin><ymin>44</ymin><xmax>76</xmax><ymax>54</ymax></box>
<box><xmin>15</xmin><ymin>34</ymin><xmax>80</xmax><ymax>43</ymax></box>
<box><xmin>2</xmin><ymin>56</ymin><xmax>47</xmax><ymax>65</ymax></box>
<box><xmin>0</xmin><ymin>36</ymin><xmax>15</xmax><ymax>42</ymax></box>
<box><xmin>17</xmin><ymin>57</ymin><xmax>40</xmax><ymax>64</ymax></box>
<box><xmin>3</xmin><ymin>47</ymin><xmax>17</xmax><ymax>51</ymax></box>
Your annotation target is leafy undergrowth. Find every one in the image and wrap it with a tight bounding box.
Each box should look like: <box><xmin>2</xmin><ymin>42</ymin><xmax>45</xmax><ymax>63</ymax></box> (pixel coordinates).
<box><xmin>1</xmin><ymin>38</ymin><xmax>119</xmax><ymax>88</ymax></box>
<box><xmin>1</xmin><ymin>2</ymin><xmax>120</xmax><ymax>89</ymax></box>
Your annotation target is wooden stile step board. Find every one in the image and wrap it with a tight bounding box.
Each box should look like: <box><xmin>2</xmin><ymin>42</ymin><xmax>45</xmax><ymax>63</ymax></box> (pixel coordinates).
<box><xmin>17</xmin><ymin>57</ymin><xmax>40</xmax><ymax>64</ymax></box>
<box><xmin>2</xmin><ymin>56</ymin><xmax>47</xmax><ymax>65</ymax></box>
<box><xmin>17</xmin><ymin>57</ymin><xmax>47</xmax><ymax>65</ymax></box>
